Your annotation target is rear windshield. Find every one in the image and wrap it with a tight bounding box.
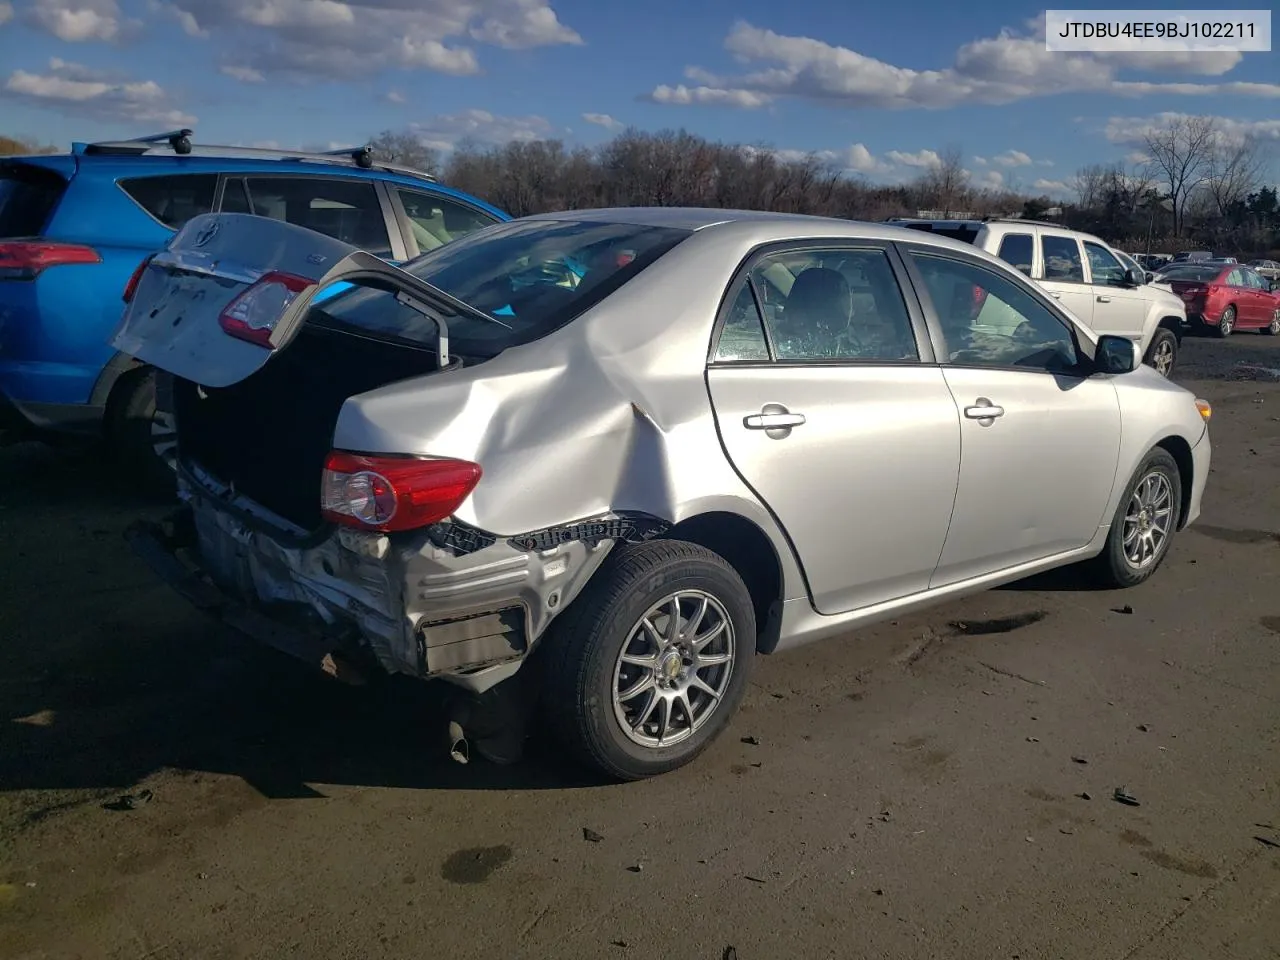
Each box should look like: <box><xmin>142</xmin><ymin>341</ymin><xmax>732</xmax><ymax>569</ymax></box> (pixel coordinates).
<box><xmin>900</xmin><ymin>223</ymin><xmax>981</xmax><ymax>243</ymax></box>
<box><xmin>0</xmin><ymin>164</ymin><xmax>66</xmax><ymax>238</ymax></box>
<box><xmin>310</xmin><ymin>219</ymin><xmax>691</xmax><ymax>358</ymax></box>
<box><xmin>1158</xmin><ymin>265</ymin><xmax>1221</xmax><ymax>282</ymax></box>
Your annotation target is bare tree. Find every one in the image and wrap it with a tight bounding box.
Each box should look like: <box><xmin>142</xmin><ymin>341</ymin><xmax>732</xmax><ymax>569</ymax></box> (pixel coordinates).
<box><xmin>1142</xmin><ymin>115</ymin><xmax>1217</xmax><ymax>236</ymax></box>
<box><xmin>0</xmin><ymin>135</ymin><xmax>58</xmax><ymax>156</ymax></box>
<box><xmin>368</xmin><ymin>129</ymin><xmax>441</xmax><ymax>174</ymax></box>
<box><xmin>1205</xmin><ymin>134</ymin><xmax>1267</xmax><ymax>218</ymax></box>
<box><xmin>1070</xmin><ymin>163</ymin><xmax>1110</xmax><ymax>210</ymax></box>
<box><xmin>914</xmin><ymin>144</ymin><xmax>968</xmax><ymax>217</ymax></box>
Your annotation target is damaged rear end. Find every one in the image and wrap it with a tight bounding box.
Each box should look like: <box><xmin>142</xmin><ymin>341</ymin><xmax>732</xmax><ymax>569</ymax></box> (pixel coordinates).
<box><xmin>116</xmin><ymin>213</ymin><xmax>617</xmax><ymax>702</ymax></box>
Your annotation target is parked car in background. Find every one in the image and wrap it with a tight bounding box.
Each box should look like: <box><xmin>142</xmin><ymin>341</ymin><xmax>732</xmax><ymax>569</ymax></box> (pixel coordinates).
<box><xmin>888</xmin><ymin>218</ymin><xmax>1186</xmax><ymax>377</ymax></box>
<box><xmin>1156</xmin><ymin>262</ymin><xmax>1280</xmax><ymax>336</ymax></box>
<box><xmin>1171</xmin><ymin>250</ymin><xmax>1214</xmax><ymax>263</ymax></box>
<box><xmin>119</xmin><ymin>209</ymin><xmax>1212</xmax><ymax>780</ymax></box>
<box><xmin>1248</xmin><ymin>259</ymin><xmax>1280</xmax><ymax>281</ymax></box>
<box><xmin>0</xmin><ymin>128</ymin><xmax>508</xmax><ymax>482</ymax></box>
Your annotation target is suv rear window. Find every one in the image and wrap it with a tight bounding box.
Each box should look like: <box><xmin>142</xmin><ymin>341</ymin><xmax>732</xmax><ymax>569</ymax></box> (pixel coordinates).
<box><xmin>119</xmin><ymin>174</ymin><xmax>218</xmax><ymax>229</ymax></box>
<box><xmin>311</xmin><ymin>219</ymin><xmax>691</xmax><ymax>358</ymax></box>
<box><xmin>0</xmin><ymin>164</ymin><xmax>67</xmax><ymax>238</ymax></box>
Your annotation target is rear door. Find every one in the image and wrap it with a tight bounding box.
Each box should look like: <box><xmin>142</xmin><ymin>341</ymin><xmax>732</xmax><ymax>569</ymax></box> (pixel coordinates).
<box><xmin>901</xmin><ymin>245</ymin><xmax>1122</xmax><ymax>584</ymax></box>
<box><xmin>1081</xmin><ymin>239</ymin><xmax>1147</xmax><ymax>340</ymax></box>
<box><xmin>1241</xmin><ymin>269</ymin><xmax>1274</xmax><ymax>326</ymax></box>
<box><xmin>1036</xmin><ymin>232</ymin><xmax>1095</xmax><ymax>330</ymax></box>
<box><xmin>706</xmin><ymin>241</ymin><xmax>961</xmax><ymax>615</ymax></box>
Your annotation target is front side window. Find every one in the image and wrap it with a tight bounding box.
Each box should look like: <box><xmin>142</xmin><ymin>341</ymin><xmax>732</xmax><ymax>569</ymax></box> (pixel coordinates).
<box><xmin>397</xmin><ymin>188</ymin><xmax>498</xmax><ymax>253</ymax></box>
<box><xmin>1084</xmin><ymin>241</ymin><xmax>1126</xmax><ymax>287</ymax></box>
<box><xmin>1243</xmin><ymin>269</ymin><xmax>1267</xmax><ymax>290</ymax></box>
<box><xmin>996</xmin><ymin>233</ymin><xmax>1033</xmax><ymax>275</ymax></box>
<box><xmin>1041</xmin><ymin>235</ymin><xmax>1084</xmax><ymax>282</ymax></box>
<box><xmin>312</xmin><ymin>219</ymin><xmax>690</xmax><ymax>358</ymax></box>
<box><xmin>740</xmin><ymin>248</ymin><xmax>919</xmax><ymax>362</ymax></box>
<box><xmin>119</xmin><ymin>174</ymin><xmax>217</xmax><ymax>229</ymax></box>
<box><xmin>221</xmin><ymin>176</ymin><xmax>391</xmax><ymax>254</ymax></box>
<box><xmin>911</xmin><ymin>252</ymin><xmax>1081</xmax><ymax>372</ymax></box>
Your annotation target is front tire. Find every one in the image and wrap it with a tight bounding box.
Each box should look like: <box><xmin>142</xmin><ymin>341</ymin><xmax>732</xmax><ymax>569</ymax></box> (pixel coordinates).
<box><xmin>1143</xmin><ymin>328</ymin><xmax>1178</xmax><ymax>378</ymax></box>
<box><xmin>1090</xmin><ymin>448</ymin><xmax>1181</xmax><ymax>589</ymax></box>
<box><xmin>1217</xmin><ymin>305</ymin><xmax>1236</xmax><ymax>338</ymax></box>
<box><xmin>543</xmin><ymin>539</ymin><xmax>756</xmax><ymax>781</ymax></box>
<box><xmin>1264</xmin><ymin>309</ymin><xmax>1280</xmax><ymax>336</ymax></box>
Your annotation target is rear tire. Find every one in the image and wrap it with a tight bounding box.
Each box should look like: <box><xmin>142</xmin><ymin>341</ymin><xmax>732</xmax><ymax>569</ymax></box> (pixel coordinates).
<box><xmin>1264</xmin><ymin>309</ymin><xmax>1280</xmax><ymax>336</ymax></box>
<box><xmin>542</xmin><ymin>539</ymin><xmax>756</xmax><ymax>781</ymax></box>
<box><xmin>1089</xmin><ymin>448</ymin><xmax>1181</xmax><ymax>589</ymax></box>
<box><xmin>1217</xmin><ymin>305</ymin><xmax>1235</xmax><ymax>338</ymax></box>
<box><xmin>1143</xmin><ymin>328</ymin><xmax>1178</xmax><ymax>378</ymax></box>
<box><xmin>106</xmin><ymin>368</ymin><xmax>175</xmax><ymax>497</ymax></box>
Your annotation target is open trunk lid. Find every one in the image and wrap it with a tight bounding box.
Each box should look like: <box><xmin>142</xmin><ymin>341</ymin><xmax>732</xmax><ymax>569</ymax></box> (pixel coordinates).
<box><xmin>111</xmin><ymin>213</ymin><xmax>458</xmax><ymax>387</ymax></box>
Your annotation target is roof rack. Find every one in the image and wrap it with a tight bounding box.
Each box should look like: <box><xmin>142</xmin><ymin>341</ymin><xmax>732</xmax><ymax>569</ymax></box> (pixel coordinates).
<box><xmin>982</xmin><ymin>216</ymin><xmax>1063</xmax><ymax>228</ymax></box>
<box><xmin>75</xmin><ymin>128</ymin><xmax>437</xmax><ymax>182</ymax></box>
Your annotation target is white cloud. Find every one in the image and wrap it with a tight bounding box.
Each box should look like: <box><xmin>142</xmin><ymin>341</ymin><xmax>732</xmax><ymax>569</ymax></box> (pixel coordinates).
<box><xmin>1105</xmin><ymin>113</ymin><xmax>1280</xmax><ymax>147</ymax></box>
<box><xmin>1036</xmin><ymin>159</ymin><xmax>1054</xmax><ymax>167</ymax></box>
<box><xmin>1033</xmin><ymin>178</ymin><xmax>1070</xmax><ymax>195</ymax></box>
<box><xmin>582</xmin><ymin>112</ymin><xmax>623</xmax><ymax>131</ymax></box>
<box><xmin>647</xmin><ymin>18</ymin><xmax>1280</xmax><ymax>111</ymax></box>
<box><xmin>385</xmin><ymin>89</ymin><xmax>406</xmax><ymax>104</ymax></box>
<box><xmin>648</xmin><ymin>83</ymin><xmax>772</xmax><ymax>108</ymax></box>
<box><xmin>220</xmin><ymin>64</ymin><xmax>263</xmax><ymax>83</ymax></box>
<box><xmin>26</xmin><ymin>0</ymin><xmax>140</xmax><ymax>42</ymax></box>
<box><xmin>2</xmin><ymin>57</ymin><xmax>194</xmax><ymax>124</ymax></box>
<box><xmin>973</xmin><ymin>169</ymin><xmax>1005</xmax><ymax>189</ymax></box>
<box><xmin>972</xmin><ymin>155</ymin><xmax>988</xmax><ymax>166</ymax></box>
<box><xmin>886</xmin><ymin>148</ymin><xmax>942</xmax><ymax>169</ymax></box>
<box><xmin>993</xmin><ymin>149</ymin><xmax>1032</xmax><ymax>168</ymax></box>
<box><xmin>146</xmin><ymin>0</ymin><xmax>582</xmax><ymax>80</ymax></box>
<box><xmin>406</xmin><ymin>108</ymin><xmax>556</xmax><ymax>151</ymax></box>
<box><xmin>0</xmin><ymin>2</ymin><xmax>13</xmax><ymax>25</ymax></box>
<box><xmin>1125</xmin><ymin>150</ymin><xmax>1151</xmax><ymax>164</ymax></box>
<box><xmin>845</xmin><ymin>142</ymin><xmax>890</xmax><ymax>174</ymax></box>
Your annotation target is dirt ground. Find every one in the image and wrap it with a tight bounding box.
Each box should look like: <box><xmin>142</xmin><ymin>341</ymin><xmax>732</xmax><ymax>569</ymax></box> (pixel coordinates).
<box><xmin>2</xmin><ymin>333</ymin><xmax>1279</xmax><ymax>960</ymax></box>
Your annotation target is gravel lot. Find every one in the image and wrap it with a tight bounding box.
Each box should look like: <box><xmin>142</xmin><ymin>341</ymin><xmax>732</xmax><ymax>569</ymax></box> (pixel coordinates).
<box><xmin>2</xmin><ymin>333</ymin><xmax>1279</xmax><ymax>960</ymax></box>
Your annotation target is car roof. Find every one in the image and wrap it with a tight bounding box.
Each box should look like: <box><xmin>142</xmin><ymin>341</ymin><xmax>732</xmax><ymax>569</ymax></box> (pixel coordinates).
<box><xmin>520</xmin><ymin>206</ymin><xmax>990</xmax><ymax>251</ymax></box>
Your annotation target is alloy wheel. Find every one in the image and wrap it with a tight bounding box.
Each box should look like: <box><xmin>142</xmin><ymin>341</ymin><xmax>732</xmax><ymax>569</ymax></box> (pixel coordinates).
<box><xmin>1123</xmin><ymin>471</ymin><xmax>1174</xmax><ymax>569</ymax></box>
<box><xmin>1150</xmin><ymin>338</ymin><xmax>1175</xmax><ymax>377</ymax></box>
<box><xmin>611</xmin><ymin>590</ymin><xmax>735</xmax><ymax>748</ymax></box>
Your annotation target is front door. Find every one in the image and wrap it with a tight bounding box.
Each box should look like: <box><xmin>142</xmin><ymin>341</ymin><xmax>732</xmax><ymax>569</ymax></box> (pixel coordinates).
<box><xmin>1037</xmin><ymin>232</ymin><xmax>1096</xmax><ymax>331</ymax></box>
<box><xmin>903</xmin><ymin>246</ymin><xmax>1123</xmax><ymax>585</ymax></box>
<box><xmin>1082</xmin><ymin>240</ymin><xmax>1148</xmax><ymax>340</ymax></box>
<box><xmin>706</xmin><ymin>243</ymin><xmax>961</xmax><ymax>615</ymax></box>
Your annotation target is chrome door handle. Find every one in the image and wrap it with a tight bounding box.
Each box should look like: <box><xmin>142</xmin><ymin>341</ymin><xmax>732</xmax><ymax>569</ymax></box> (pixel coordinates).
<box><xmin>1049</xmin><ymin>292</ymin><xmax>1062</xmax><ymax>299</ymax></box>
<box><xmin>1097</xmin><ymin>295</ymin><xmax>1111</xmax><ymax>303</ymax></box>
<box><xmin>744</xmin><ymin>412</ymin><xmax>806</xmax><ymax>429</ymax></box>
<box><xmin>963</xmin><ymin>398</ymin><xmax>1005</xmax><ymax>421</ymax></box>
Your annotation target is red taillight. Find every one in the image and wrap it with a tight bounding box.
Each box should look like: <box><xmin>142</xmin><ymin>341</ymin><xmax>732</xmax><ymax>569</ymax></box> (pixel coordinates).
<box><xmin>0</xmin><ymin>240</ymin><xmax>101</xmax><ymax>280</ymax></box>
<box><xmin>320</xmin><ymin>452</ymin><xmax>483</xmax><ymax>533</ymax></box>
<box><xmin>122</xmin><ymin>254</ymin><xmax>155</xmax><ymax>303</ymax></box>
<box><xmin>218</xmin><ymin>271</ymin><xmax>313</xmax><ymax>348</ymax></box>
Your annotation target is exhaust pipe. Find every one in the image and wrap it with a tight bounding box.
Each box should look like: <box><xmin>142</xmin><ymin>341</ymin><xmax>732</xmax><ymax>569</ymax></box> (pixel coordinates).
<box><xmin>442</xmin><ymin>671</ymin><xmax>536</xmax><ymax>766</ymax></box>
<box><xmin>448</xmin><ymin>720</ymin><xmax>470</xmax><ymax>765</ymax></box>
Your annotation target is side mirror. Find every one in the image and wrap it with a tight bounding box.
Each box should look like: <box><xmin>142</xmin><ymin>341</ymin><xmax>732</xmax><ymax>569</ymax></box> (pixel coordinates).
<box><xmin>1123</xmin><ymin>267</ymin><xmax>1144</xmax><ymax>287</ymax></box>
<box><xmin>1144</xmin><ymin>271</ymin><xmax>1155</xmax><ymax>284</ymax></box>
<box><xmin>1096</xmin><ymin>335</ymin><xmax>1138</xmax><ymax>375</ymax></box>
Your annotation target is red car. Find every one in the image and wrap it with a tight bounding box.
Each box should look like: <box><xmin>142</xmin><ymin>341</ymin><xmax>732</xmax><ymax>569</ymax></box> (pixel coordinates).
<box><xmin>1158</xmin><ymin>262</ymin><xmax>1280</xmax><ymax>337</ymax></box>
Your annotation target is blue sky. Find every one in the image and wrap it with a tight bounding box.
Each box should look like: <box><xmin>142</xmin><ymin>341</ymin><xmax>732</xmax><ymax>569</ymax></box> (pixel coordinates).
<box><xmin>0</xmin><ymin>0</ymin><xmax>1277</xmax><ymax>198</ymax></box>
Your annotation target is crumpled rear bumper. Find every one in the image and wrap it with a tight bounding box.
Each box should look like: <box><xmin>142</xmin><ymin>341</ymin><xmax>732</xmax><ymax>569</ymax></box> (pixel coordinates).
<box><xmin>125</xmin><ymin>512</ymin><xmax>370</xmax><ymax>684</ymax></box>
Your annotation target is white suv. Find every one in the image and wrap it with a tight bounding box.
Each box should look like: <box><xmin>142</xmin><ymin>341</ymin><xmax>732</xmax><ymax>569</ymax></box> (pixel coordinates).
<box><xmin>892</xmin><ymin>219</ymin><xmax>1187</xmax><ymax>378</ymax></box>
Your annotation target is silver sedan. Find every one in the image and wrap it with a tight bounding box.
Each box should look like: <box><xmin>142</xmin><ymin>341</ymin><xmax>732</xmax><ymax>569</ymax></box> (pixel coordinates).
<box><xmin>117</xmin><ymin>208</ymin><xmax>1213</xmax><ymax>780</ymax></box>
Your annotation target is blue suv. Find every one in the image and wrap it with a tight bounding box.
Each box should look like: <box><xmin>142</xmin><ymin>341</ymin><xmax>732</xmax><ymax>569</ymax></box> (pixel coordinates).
<box><xmin>0</xmin><ymin>129</ymin><xmax>508</xmax><ymax>478</ymax></box>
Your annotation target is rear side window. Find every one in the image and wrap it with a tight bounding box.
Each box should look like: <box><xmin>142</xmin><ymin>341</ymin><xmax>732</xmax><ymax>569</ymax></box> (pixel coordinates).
<box><xmin>1041</xmin><ymin>235</ymin><xmax>1084</xmax><ymax>282</ymax></box>
<box><xmin>0</xmin><ymin>165</ymin><xmax>67</xmax><ymax>238</ymax></box>
<box><xmin>222</xmin><ymin>176</ymin><xmax>390</xmax><ymax>255</ymax></box>
<box><xmin>396</xmin><ymin>188</ymin><xmax>498</xmax><ymax>253</ymax></box>
<box><xmin>996</xmin><ymin>233</ymin><xmax>1033</xmax><ymax>275</ymax></box>
<box><xmin>312</xmin><ymin>219</ymin><xmax>690</xmax><ymax>359</ymax></box>
<box><xmin>118</xmin><ymin>174</ymin><xmax>217</xmax><ymax>229</ymax></box>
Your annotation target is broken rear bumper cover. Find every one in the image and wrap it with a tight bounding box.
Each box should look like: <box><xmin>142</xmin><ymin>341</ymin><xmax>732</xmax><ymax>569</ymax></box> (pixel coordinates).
<box><xmin>127</xmin><ymin>474</ymin><xmax>629</xmax><ymax>693</ymax></box>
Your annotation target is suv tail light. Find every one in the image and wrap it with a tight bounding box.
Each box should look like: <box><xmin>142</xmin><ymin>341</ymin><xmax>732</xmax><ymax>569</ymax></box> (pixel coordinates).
<box><xmin>122</xmin><ymin>254</ymin><xmax>155</xmax><ymax>303</ymax></box>
<box><xmin>321</xmin><ymin>452</ymin><xmax>483</xmax><ymax>533</ymax></box>
<box><xmin>0</xmin><ymin>240</ymin><xmax>101</xmax><ymax>280</ymax></box>
<box><xmin>219</xmin><ymin>271</ymin><xmax>313</xmax><ymax>347</ymax></box>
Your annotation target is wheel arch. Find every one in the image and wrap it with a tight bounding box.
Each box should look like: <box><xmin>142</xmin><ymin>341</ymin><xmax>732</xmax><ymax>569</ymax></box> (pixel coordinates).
<box><xmin>1155</xmin><ymin>434</ymin><xmax>1195</xmax><ymax>531</ymax></box>
<box><xmin>1156</xmin><ymin>315</ymin><xmax>1183</xmax><ymax>342</ymax></box>
<box><xmin>664</xmin><ymin>511</ymin><xmax>786</xmax><ymax>654</ymax></box>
